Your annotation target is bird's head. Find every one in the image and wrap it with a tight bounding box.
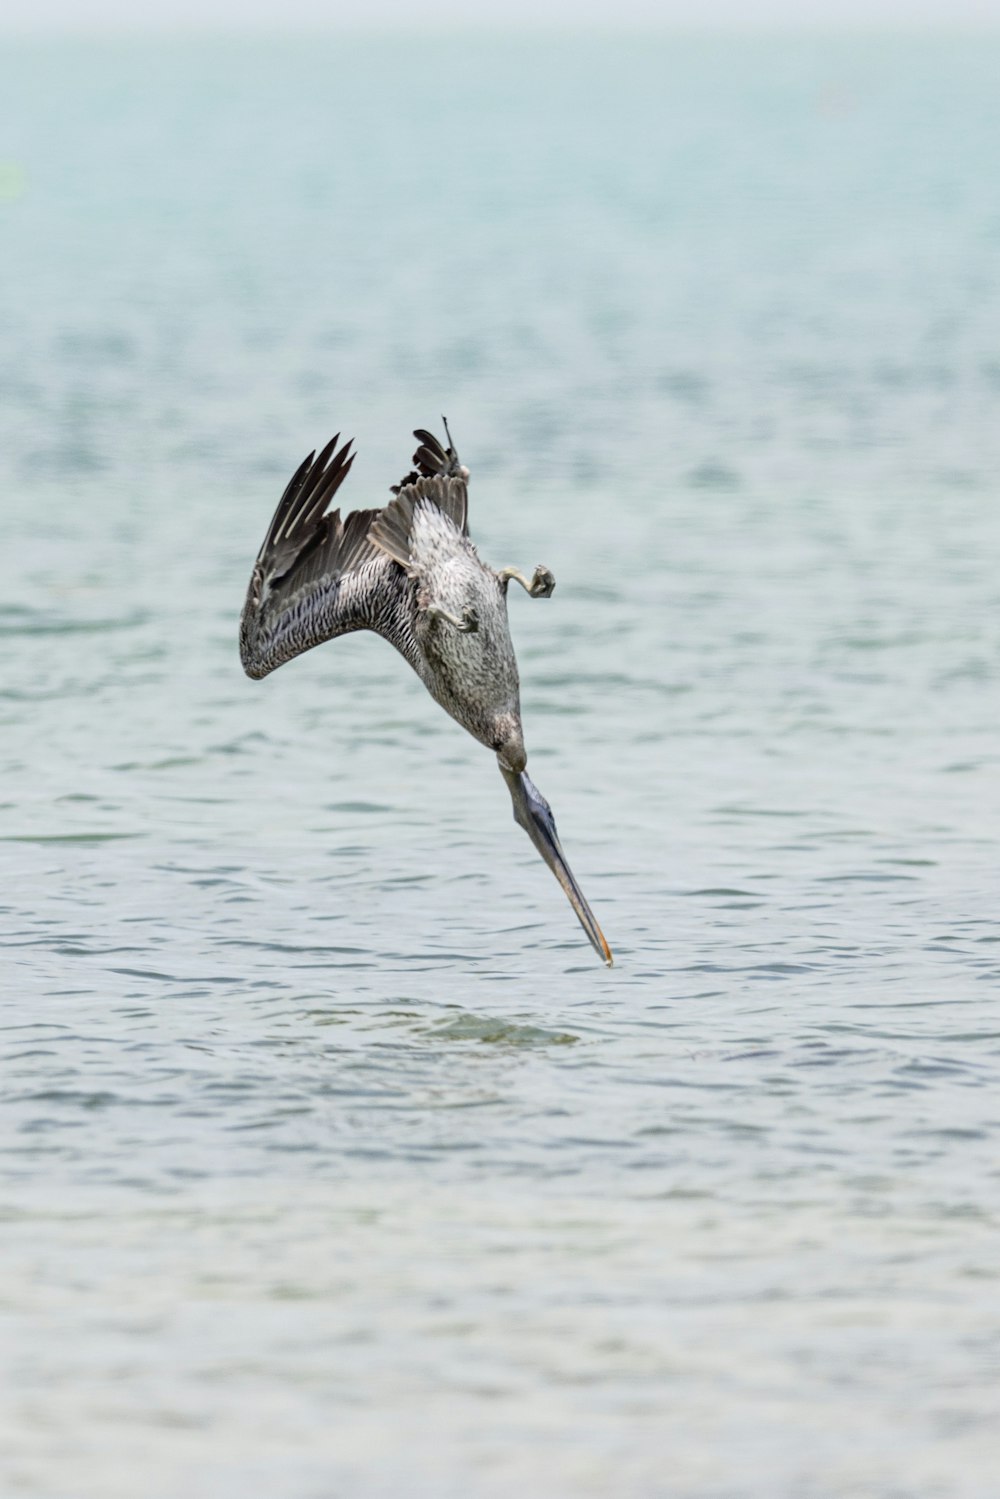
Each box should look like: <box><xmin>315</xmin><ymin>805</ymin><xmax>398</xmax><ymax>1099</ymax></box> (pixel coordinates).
<box><xmin>492</xmin><ymin>713</ymin><xmax>526</xmax><ymax>775</ymax></box>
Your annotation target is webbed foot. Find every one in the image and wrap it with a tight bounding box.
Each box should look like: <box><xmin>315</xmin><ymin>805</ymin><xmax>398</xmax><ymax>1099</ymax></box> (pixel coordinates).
<box><xmin>426</xmin><ymin>603</ymin><xmax>479</xmax><ymax>633</ymax></box>
<box><xmin>499</xmin><ymin>565</ymin><xmax>555</xmax><ymax>598</ymax></box>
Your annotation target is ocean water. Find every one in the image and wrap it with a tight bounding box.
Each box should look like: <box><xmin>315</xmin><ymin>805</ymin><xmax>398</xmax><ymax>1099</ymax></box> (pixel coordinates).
<box><xmin>2</xmin><ymin>31</ymin><xmax>1000</xmax><ymax>1498</ymax></box>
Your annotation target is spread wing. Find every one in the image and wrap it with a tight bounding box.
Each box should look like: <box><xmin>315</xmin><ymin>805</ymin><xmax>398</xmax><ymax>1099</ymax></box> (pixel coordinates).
<box><xmin>239</xmin><ymin>435</ymin><xmax>392</xmax><ymax>680</ymax></box>
<box><xmin>239</xmin><ymin>422</ymin><xmax>472</xmax><ymax>680</ymax></box>
<box><xmin>369</xmin><ymin>421</ymin><xmax>470</xmax><ymax>569</ymax></box>
<box><xmin>368</xmin><ymin>474</ymin><xmax>469</xmax><ymax>572</ymax></box>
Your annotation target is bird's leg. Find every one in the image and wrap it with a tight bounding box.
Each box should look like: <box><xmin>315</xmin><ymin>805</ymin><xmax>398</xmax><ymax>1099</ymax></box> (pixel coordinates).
<box><xmin>498</xmin><ymin>565</ymin><xmax>555</xmax><ymax>598</ymax></box>
<box><xmin>426</xmin><ymin>602</ymin><xmax>479</xmax><ymax>633</ymax></box>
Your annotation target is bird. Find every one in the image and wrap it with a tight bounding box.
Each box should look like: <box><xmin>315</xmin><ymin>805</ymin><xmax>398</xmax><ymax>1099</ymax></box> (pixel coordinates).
<box><xmin>239</xmin><ymin>420</ymin><xmax>612</xmax><ymax>966</ymax></box>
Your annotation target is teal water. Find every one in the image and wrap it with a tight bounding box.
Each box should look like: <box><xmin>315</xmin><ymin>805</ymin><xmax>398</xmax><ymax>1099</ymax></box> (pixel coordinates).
<box><xmin>2</xmin><ymin>33</ymin><xmax>1000</xmax><ymax>1498</ymax></box>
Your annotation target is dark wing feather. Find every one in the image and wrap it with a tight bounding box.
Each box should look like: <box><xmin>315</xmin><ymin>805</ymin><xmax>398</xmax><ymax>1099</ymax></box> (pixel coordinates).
<box><xmin>240</xmin><ymin>439</ymin><xmax>389</xmax><ymax>680</ymax></box>
<box><xmin>389</xmin><ymin>422</ymin><xmax>469</xmax><ymax>536</ymax></box>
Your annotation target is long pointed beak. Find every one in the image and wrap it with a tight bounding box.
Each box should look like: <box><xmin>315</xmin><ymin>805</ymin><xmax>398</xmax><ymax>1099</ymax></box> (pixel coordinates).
<box><xmin>501</xmin><ymin>766</ymin><xmax>613</xmax><ymax>967</ymax></box>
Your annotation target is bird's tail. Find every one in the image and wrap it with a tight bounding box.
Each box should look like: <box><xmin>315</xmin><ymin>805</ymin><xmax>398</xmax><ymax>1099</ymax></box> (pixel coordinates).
<box><xmin>390</xmin><ymin>419</ymin><xmax>467</xmax><ymax>494</ymax></box>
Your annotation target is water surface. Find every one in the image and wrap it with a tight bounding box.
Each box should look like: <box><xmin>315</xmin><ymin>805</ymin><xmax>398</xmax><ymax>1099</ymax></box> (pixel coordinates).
<box><xmin>2</xmin><ymin>33</ymin><xmax>1000</xmax><ymax>1498</ymax></box>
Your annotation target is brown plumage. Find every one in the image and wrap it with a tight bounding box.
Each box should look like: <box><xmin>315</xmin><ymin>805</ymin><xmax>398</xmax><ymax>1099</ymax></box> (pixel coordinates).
<box><xmin>240</xmin><ymin>421</ymin><xmax>612</xmax><ymax>965</ymax></box>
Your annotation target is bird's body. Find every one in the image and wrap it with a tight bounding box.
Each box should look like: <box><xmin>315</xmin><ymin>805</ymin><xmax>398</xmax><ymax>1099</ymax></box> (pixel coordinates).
<box><xmin>400</xmin><ymin>501</ymin><xmax>525</xmax><ymax>768</ymax></box>
<box><xmin>240</xmin><ymin>423</ymin><xmax>611</xmax><ymax>965</ymax></box>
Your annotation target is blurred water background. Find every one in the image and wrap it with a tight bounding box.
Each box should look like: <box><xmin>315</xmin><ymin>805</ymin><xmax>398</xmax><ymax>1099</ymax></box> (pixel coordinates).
<box><xmin>2</xmin><ymin>30</ymin><xmax>1000</xmax><ymax>1499</ymax></box>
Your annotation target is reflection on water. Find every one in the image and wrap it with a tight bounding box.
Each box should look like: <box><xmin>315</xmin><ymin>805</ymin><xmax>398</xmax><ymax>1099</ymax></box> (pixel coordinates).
<box><xmin>2</xmin><ymin>31</ymin><xmax>1000</xmax><ymax>1499</ymax></box>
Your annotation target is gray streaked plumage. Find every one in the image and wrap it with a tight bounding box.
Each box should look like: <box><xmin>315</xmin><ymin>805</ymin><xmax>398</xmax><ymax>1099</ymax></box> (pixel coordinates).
<box><xmin>240</xmin><ymin>422</ymin><xmax>612</xmax><ymax>965</ymax></box>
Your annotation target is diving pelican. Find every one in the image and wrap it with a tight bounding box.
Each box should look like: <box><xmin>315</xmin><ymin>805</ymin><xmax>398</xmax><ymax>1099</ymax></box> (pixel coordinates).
<box><xmin>239</xmin><ymin>421</ymin><xmax>612</xmax><ymax>966</ymax></box>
